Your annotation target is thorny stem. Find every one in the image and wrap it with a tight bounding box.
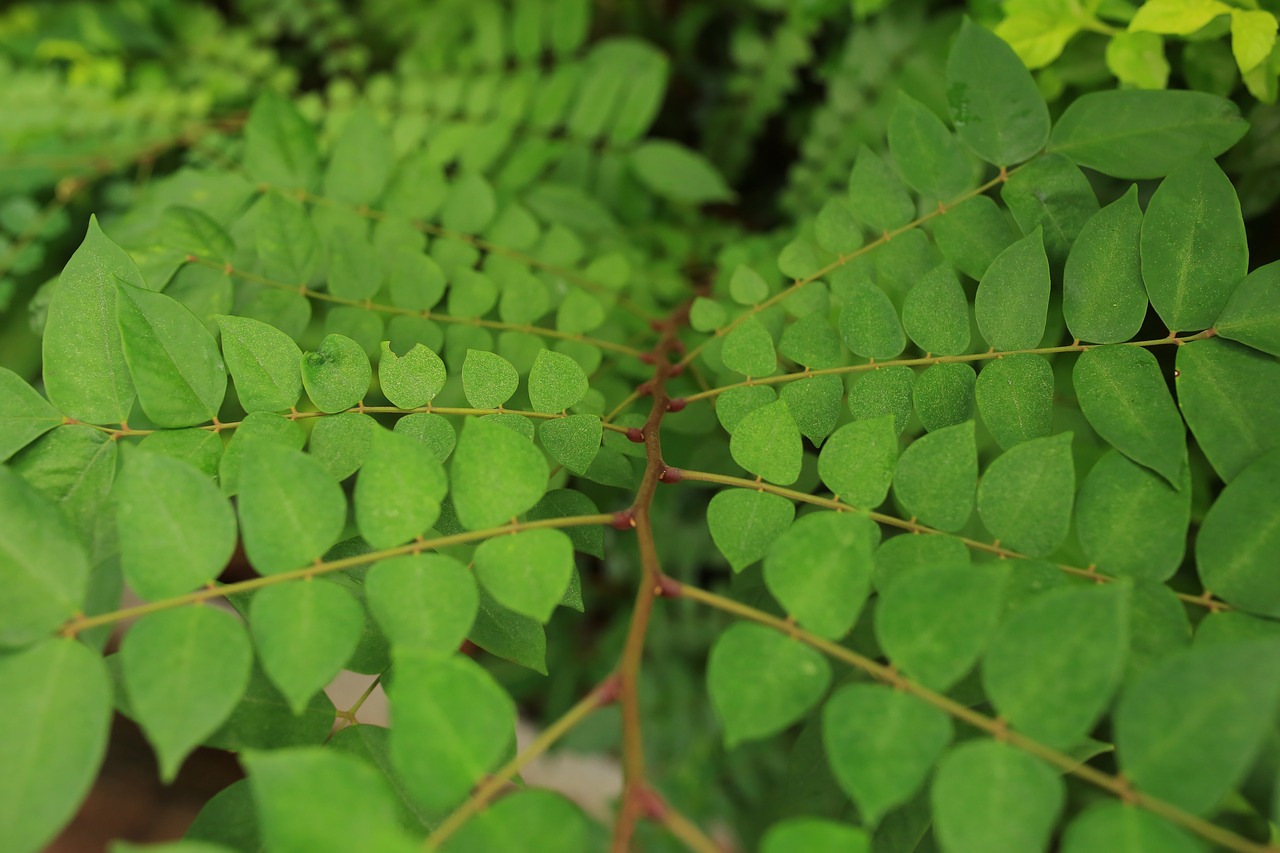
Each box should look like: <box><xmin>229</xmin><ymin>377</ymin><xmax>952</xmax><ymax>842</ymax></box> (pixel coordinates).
<box><xmin>674</xmin><ymin>582</ymin><xmax>1278</xmax><ymax>853</ymax></box>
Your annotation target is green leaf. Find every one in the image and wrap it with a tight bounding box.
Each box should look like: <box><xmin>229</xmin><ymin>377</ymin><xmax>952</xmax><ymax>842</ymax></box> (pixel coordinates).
<box><xmin>874</xmin><ymin>533</ymin><xmax>971</xmax><ymax>593</ymax></box>
<box><xmin>528</xmin><ymin>349</ymin><xmax>588</xmax><ymax>413</ymax></box>
<box><xmin>892</xmin><ymin>420</ymin><xmax>977</xmax><ymax>532</ymax></box>
<box><xmin>722</xmin><ymin>316</ymin><xmax>778</xmax><ymax>377</ymax></box>
<box><xmin>1129</xmin><ymin>0</ymin><xmax>1232</xmax><ymax>35</ymax></box>
<box><xmin>216</xmin><ymin>315</ymin><xmax>303</xmax><ymax>413</ymax></box>
<box><xmin>42</xmin><ymin>216</ymin><xmax>145</xmax><ymax>423</ymax></box>
<box><xmin>378</xmin><ymin>341</ymin><xmax>446</xmax><ymax>410</ymax></box>
<box><xmin>469</xmin><ymin>587</ymin><xmax>547</xmax><ymax>674</ymax></box>
<box><xmin>451</xmin><ymin>417</ymin><xmax>548</xmax><ymax>529</ymax></box>
<box><xmin>538</xmin><ymin>414</ymin><xmax>602</xmax><ymax>475</ymax></box>
<box><xmin>818</xmin><ymin>415</ymin><xmax>898</xmax><ymax>508</ymax></box>
<box><xmin>116</xmin><ymin>450</ymin><xmax>236</xmax><ymax>601</ymax></box>
<box><xmin>309</xmin><ymin>411</ymin><xmax>374</xmax><ymax>481</ymax></box>
<box><xmin>249</xmin><ymin>580</ymin><xmax>362</xmax><ymax>714</ymax></box>
<box><xmin>977</xmin><ymin>432</ymin><xmax>1074</xmax><ymax>557</ymax></box>
<box><xmin>888</xmin><ymin>91</ymin><xmax>974</xmax><ymax>201</ymax></box>
<box><xmin>218</xmin><ymin>412</ymin><xmax>305</xmax><ymax>495</ymax></box>
<box><xmin>815</xmin><ymin>197</ymin><xmax>864</xmax><ymax>255</ymax></box>
<box><xmin>780</xmin><ymin>311</ymin><xmax>843</xmax><ymax>370</ymax></box>
<box><xmin>138</xmin><ymin>427</ymin><xmax>223</xmax><ymax>480</ymax></box>
<box><xmin>388</xmin><ymin>249</ymin><xmax>445</xmax><ymax>311</ymax></box>
<box><xmin>1062</xmin><ymin>802</ymin><xmax>1204</xmax><ymax>853</ymax></box>
<box><xmin>1077</xmin><ymin>450</ymin><xmax>1190</xmax><ymax>582</ymax></box>
<box><xmin>0</xmin><ymin>367</ymin><xmax>62</xmax><ymax>462</ymax></box>
<box><xmin>243</xmin><ymin>748</ymin><xmax>419</xmax><ymax>853</ymax></box>
<box><xmin>983</xmin><ymin>584</ymin><xmax>1128</xmax><ymax>748</ymax></box>
<box><xmin>367</xmin><ymin>554</ymin><xmax>477</xmax><ymax>655</ymax></box>
<box><xmin>474</xmin><ymin>529</ymin><xmax>574</xmax><ymax>623</ymax></box>
<box><xmin>1116</xmin><ymin>638</ymin><xmax>1280</xmax><ymax>814</ymax></box>
<box><xmin>730</xmin><ymin>264</ymin><xmax>769</xmax><ymax>305</ymax></box>
<box><xmin>462</xmin><ymin>349</ymin><xmax>518</xmax><ymax>409</ymax></box>
<box><xmin>301</xmin><ymin>334</ymin><xmax>372</xmax><ymax>413</ymax></box>
<box><xmin>238</xmin><ymin>444</ymin><xmax>346</xmax><ymax>574</ymax></box>
<box><xmin>780</xmin><ymin>375</ymin><xmax>842</xmax><ymax>444</ymax></box>
<box><xmin>974</xmin><ymin>354</ymin><xmax>1054</xmax><ymax>449</ymax></box>
<box><xmin>708</xmin><ymin>622</ymin><xmax>832</xmax><ymax>747</ymax></box>
<box><xmin>1063</xmin><ymin>186</ymin><xmax>1147</xmax><ymax>344</ymax></box>
<box><xmin>527</xmin><ymin>489</ymin><xmax>604</xmax><ymax>559</ymax></box>
<box><xmin>730</xmin><ymin>399</ymin><xmax>803</xmax><ymax>485</ymax></box>
<box><xmin>1048</xmin><ymin>90</ymin><xmax>1246</xmax><ymax>179</ymax></box>
<box><xmin>1141</xmin><ymin>157</ymin><xmax>1248</xmax><ymax>331</ymax></box>
<box><xmin>1075</xmin><ymin>345</ymin><xmax>1186</xmax><ymax>485</ymax></box>
<box><xmin>689</xmin><ymin>297</ymin><xmax>727</xmax><ymax>332</ymax></box>
<box><xmin>1000</xmin><ymin>153</ymin><xmax>1098</xmax><ymax>263</ymax></box>
<box><xmin>932</xmin><ymin>196</ymin><xmax>1020</xmax><ymax>281</ymax></box>
<box><xmin>823</xmin><ymin>684</ymin><xmax>954</xmax><ymax>825</ymax></box>
<box><xmin>323</xmin><ymin>106</ymin><xmax>392</xmax><ymax>206</ymax></box>
<box><xmin>876</xmin><ymin>563</ymin><xmax>1008</xmax><ymax>690</ymax></box>
<box><xmin>902</xmin><ymin>265</ymin><xmax>970</xmax><ymax>357</ymax></box>
<box><xmin>913</xmin><ymin>363</ymin><xmax>975</xmax><ymax>432</ymax></box>
<box><xmin>122</xmin><ymin>607</ymin><xmax>252</xmax><ymax>781</ymax></box>
<box><xmin>388</xmin><ymin>651</ymin><xmax>515</xmax><ymax>811</ymax></box>
<box><xmin>839</xmin><ymin>279</ymin><xmax>906</xmax><ymax>360</ymax></box>
<box><xmin>707</xmin><ymin>488</ymin><xmax>796</xmax><ymax>573</ymax></box>
<box><xmin>1216</xmin><ymin>260</ymin><xmax>1280</xmax><ymax>356</ymax></box>
<box><xmin>444</xmin><ymin>790</ymin><xmax>590</xmax><ymax>853</ymax></box>
<box><xmin>0</xmin><ymin>638</ymin><xmax>111</xmax><ymax>853</ymax></box>
<box><xmin>946</xmin><ymin>18</ymin><xmax>1051</xmax><ymax>166</ymax></box>
<box><xmin>764</xmin><ymin>511</ymin><xmax>877</xmax><ymax>639</ymax></box>
<box><xmin>205</xmin><ymin>663</ymin><xmax>335</xmax><ymax>752</ymax></box>
<box><xmin>1232</xmin><ymin>10</ymin><xmax>1278</xmax><ymax>73</ymax></box>
<box><xmin>975</xmin><ymin>228</ymin><xmax>1050</xmax><ymax>351</ymax></box>
<box><xmin>761</xmin><ymin>819</ymin><xmax>868</xmax><ymax>853</ymax></box>
<box><xmin>243</xmin><ymin>91</ymin><xmax>320</xmax><ymax>191</ymax></box>
<box><xmin>0</xmin><ymin>466</ymin><xmax>90</xmax><ymax>647</ymax></box>
<box><xmin>1177</xmin><ymin>338</ymin><xmax>1280</xmax><ymax>482</ymax></box>
<box><xmin>325</xmin><ymin>225</ymin><xmax>382</xmax><ymax>302</ymax></box>
<box><xmin>254</xmin><ymin>192</ymin><xmax>321</xmax><ymax>284</ymax></box>
<box><xmin>1197</xmin><ymin>449</ymin><xmax>1280</xmax><ymax>617</ymax></box>
<box><xmin>716</xmin><ymin>386</ymin><xmax>776</xmax><ymax>434</ymax></box>
<box><xmin>932</xmin><ymin>741</ymin><xmax>1064</xmax><ymax>853</ymax></box>
<box><xmin>395</xmin><ymin>412</ymin><xmax>456</xmax><ymax>463</ymax></box>
<box><xmin>162</xmin><ymin>206</ymin><xmax>234</xmax><ymax>265</ymax></box>
<box><xmin>847</xmin><ymin>145</ymin><xmax>915</xmax><ymax>231</ymax></box>
<box><xmin>355</xmin><ymin>427</ymin><xmax>447</xmax><ymax>549</ymax></box>
<box><xmin>1106</xmin><ymin>30</ymin><xmax>1171</xmax><ymax>89</ymax></box>
<box><xmin>629</xmin><ymin>140</ymin><xmax>734</xmax><ymax>204</ymax></box>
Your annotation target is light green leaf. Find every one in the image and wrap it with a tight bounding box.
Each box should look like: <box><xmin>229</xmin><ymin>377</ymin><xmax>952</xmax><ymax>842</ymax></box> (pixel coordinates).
<box><xmin>823</xmin><ymin>684</ymin><xmax>953</xmax><ymax>826</ymax></box>
<box><xmin>983</xmin><ymin>584</ymin><xmax>1128</xmax><ymax>748</ymax></box>
<box><xmin>116</xmin><ymin>450</ymin><xmax>236</xmax><ymax>601</ymax></box>
<box><xmin>1077</xmin><ymin>450</ymin><xmax>1190</xmax><ymax>582</ymax></box>
<box><xmin>946</xmin><ymin>18</ymin><xmax>1050</xmax><ymax>166</ymax></box>
<box><xmin>388</xmin><ymin>249</ymin><xmax>445</xmax><ymax>311</ymax></box>
<box><xmin>977</xmin><ymin>432</ymin><xmax>1074</xmax><ymax>557</ymax></box>
<box><xmin>42</xmin><ymin>216</ymin><xmax>144</xmax><ymax>423</ymax></box>
<box><xmin>249</xmin><ymin>580</ymin><xmax>363</xmax><ymax>714</ymax></box>
<box><xmin>1062</xmin><ymin>802</ymin><xmax>1204</xmax><ymax>853</ymax></box>
<box><xmin>1141</xmin><ymin>157</ymin><xmax>1248</xmax><ymax>331</ymax></box>
<box><xmin>1129</xmin><ymin>0</ymin><xmax>1232</xmax><ymax>35</ymax></box>
<box><xmin>1216</xmin><ymin>260</ymin><xmax>1280</xmax><ymax>356</ymax></box>
<box><xmin>932</xmin><ymin>741</ymin><xmax>1064</xmax><ymax>853</ymax></box>
<box><xmin>308</xmin><ymin>411</ymin><xmax>374</xmax><ymax>481</ymax></box>
<box><xmin>138</xmin><ymin>427</ymin><xmax>223</xmax><ymax>480</ymax></box>
<box><xmin>975</xmin><ymin>228</ymin><xmax>1050</xmax><ymax>351</ymax></box>
<box><xmin>780</xmin><ymin>375</ymin><xmax>842</xmax><ymax>444</ymax></box>
<box><xmin>974</xmin><ymin>354</ymin><xmax>1054</xmax><ymax>449</ymax></box>
<box><xmin>764</xmin><ymin>511</ymin><xmax>877</xmax><ymax>639</ymax></box>
<box><xmin>254</xmin><ymin>192</ymin><xmax>321</xmax><ymax>284</ymax></box>
<box><xmin>238</xmin><ymin>444</ymin><xmax>346</xmax><ymax>574</ymax></box>
<box><xmin>889</xmin><ymin>91</ymin><xmax>974</xmax><ymax>201</ymax></box>
<box><xmin>716</xmin><ymin>385</ymin><xmax>776</xmax><ymax>434</ymax></box>
<box><xmin>528</xmin><ymin>349</ymin><xmax>588</xmax><ymax>413</ymax></box>
<box><xmin>780</xmin><ymin>311</ymin><xmax>843</xmax><ymax>369</ymax></box>
<box><xmin>243</xmin><ymin>91</ymin><xmax>320</xmax><ymax>191</ymax></box>
<box><xmin>243</xmin><ymin>748</ymin><xmax>419</xmax><ymax>853</ymax></box>
<box><xmin>818</xmin><ymin>415</ymin><xmax>897</xmax><ymax>508</ymax></box>
<box><xmin>162</xmin><ymin>206</ymin><xmax>234</xmax><ymax>264</ymax></box>
<box><xmin>761</xmin><ymin>819</ymin><xmax>868</xmax><ymax>853</ymax></box>
<box><xmin>994</xmin><ymin>2</ymin><xmax>1080</xmax><ymax>68</ymax></box>
<box><xmin>0</xmin><ymin>638</ymin><xmax>111</xmax><ymax>853</ymax></box>
<box><xmin>690</xmin><ymin>297</ymin><xmax>727</xmax><ymax>332</ymax></box>
<box><xmin>873</xmin><ymin>533</ymin><xmax>971</xmax><ymax>593</ymax></box>
<box><xmin>443</xmin><ymin>790</ymin><xmax>589</xmax><ymax>853</ymax></box>
<box><xmin>1106</xmin><ymin>30</ymin><xmax>1171</xmax><ymax>89</ymax></box>
<box><xmin>932</xmin><ymin>196</ymin><xmax>1020</xmax><ymax>281</ymax></box>
<box><xmin>388</xmin><ymin>651</ymin><xmax>515</xmax><ymax>812</ymax></box>
<box><xmin>216</xmin><ymin>315</ymin><xmax>302</xmax><ymax>413</ymax></box>
<box><xmin>902</xmin><ymin>265</ymin><xmax>969</xmax><ymax>357</ymax></box>
<box><xmin>876</xmin><ymin>563</ymin><xmax>1008</xmax><ymax>690</ymax></box>
<box><xmin>1197</xmin><ymin>449</ymin><xmax>1280</xmax><ymax>617</ymax></box>
<box><xmin>815</xmin><ymin>197</ymin><xmax>863</xmax><ymax>255</ymax></box>
<box><xmin>839</xmin><ymin>279</ymin><xmax>906</xmax><ymax>360</ymax></box>
<box><xmin>474</xmin><ymin>529</ymin><xmax>574</xmax><ymax>623</ymax></box>
<box><xmin>730</xmin><ymin>399</ymin><xmax>803</xmax><ymax>485</ymax></box>
<box><xmin>301</xmin><ymin>334</ymin><xmax>371</xmax><ymax>413</ymax></box>
<box><xmin>629</xmin><ymin>140</ymin><xmax>734</xmax><ymax>204</ymax></box>
<box><xmin>892</xmin><ymin>420</ymin><xmax>977</xmax><ymax>532</ymax></box>
<box><xmin>707</xmin><ymin>488</ymin><xmax>795</xmax><ymax>573</ymax></box>
<box><xmin>441</xmin><ymin>173</ymin><xmax>497</xmax><ymax>234</ymax></box>
<box><xmin>462</xmin><ymin>349</ymin><xmax>518</xmax><ymax>409</ymax></box>
<box><xmin>1232</xmin><ymin>10</ymin><xmax>1278</xmax><ymax>73</ymax></box>
<box><xmin>1000</xmin><ymin>153</ymin><xmax>1098</xmax><ymax>263</ymax></box>
<box><xmin>1063</xmin><ymin>186</ymin><xmax>1147</xmax><ymax>344</ymax></box>
<box><xmin>367</xmin><ymin>554</ymin><xmax>477</xmax><ymax>656</ymax></box>
<box><xmin>0</xmin><ymin>367</ymin><xmax>62</xmax><ymax>462</ymax></box>
<box><xmin>325</xmin><ymin>225</ymin><xmax>382</xmax><ymax>302</ymax></box>
<box><xmin>451</xmin><ymin>417</ymin><xmax>548</xmax><ymax>529</ymax></box>
<box><xmin>1116</xmin><ymin>638</ymin><xmax>1280</xmax><ymax>814</ymax></box>
<box><xmin>1048</xmin><ymin>90</ymin><xmax>1246</xmax><ymax>179</ymax></box>
<box><xmin>378</xmin><ymin>341</ymin><xmax>446</xmax><ymax>410</ymax></box>
<box><xmin>722</xmin><ymin>316</ymin><xmax>777</xmax><ymax>377</ymax></box>
<box><xmin>323</xmin><ymin>106</ymin><xmax>392</xmax><ymax>205</ymax></box>
<box><xmin>913</xmin><ymin>363</ymin><xmax>975</xmax><ymax>432</ymax></box>
<box><xmin>1177</xmin><ymin>338</ymin><xmax>1280</xmax><ymax>482</ymax></box>
<box><xmin>1075</xmin><ymin>345</ymin><xmax>1186</xmax><ymax>485</ymax></box>
<box><xmin>0</xmin><ymin>466</ymin><xmax>90</xmax><ymax>647</ymax></box>
<box><xmin>122</xmin><ymin>607</ymin><xmax>252</xmax><ymax>781</ymax></box>
<box><xmin>538</xmin><ymin>414</ymin><xmax>601</xmax><ymax>475</ymax></box>
<box><xmin>847</xmin><ymin>145</ymin><xmax>915</xmax><ymax>231</ymax></box>
<box><xmin>394</xmin><ymin>412</ymin><xmax>456</xmax><ymax>462</ymax></box>
<box><xmin>355</xmin><ymin>427</ymin><xmax>447</xmax><ymax>548</ymax></box>
<box><xmin>730</xmin><ymin>264</ymin><xmax>769</xmax><ymax>305</ymax></box>
<box><xmin>218</xmin><ymin>411</ymin><xmax>306</xmax><ymax>495</ymax></box>
<box><xmin>708</xmin><ymin>622</ymin><xmax>832</xmax><ymax>747</ymax></box>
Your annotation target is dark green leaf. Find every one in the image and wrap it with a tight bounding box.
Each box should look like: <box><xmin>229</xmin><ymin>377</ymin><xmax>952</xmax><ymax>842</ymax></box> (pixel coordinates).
<box><xmin>0</xmin><ymin>367</ymin><xmax>62</xmax><ymax>462</ymax></box>
<box><xmin>839</xmin><ymin>279</ymin><xmax>906</xmax><ymax>360</ymax></box>
<box><xmin>1216</xmin><ymin>260</ymin><xmax>1280</xmax><ymax>356</ymax></box>
<box><xmin>902</xmin><ymin>265</ymin><xmax>969</xmax><ymax>356</ymax></box>
<box><xmin>1077</xmin><ymin>450</ymin><xmax>1190</xmax><ymax>582</ymax></box>
<box><xmin>538</xmin><ymin>414</ymin><xmax>602</xmax><ymax>475</ymax></box>
<box><xmin>1197</xmin><ymin>449</ymin><xmax>1280</xmax><ymax>617</ymax></box>
<box><xmin>1177</xmin><ymin>338</ymin><xmax>1280</xmax><ymax>482</ymax></box>
<box><xmin>254</xmin><ymin>192</ymin><xmax>321</xmax><ymax>284</ymax></box>
<box><xmin>779</xmin><ymin>374</ymin><xmax>842</xmax><ymax>444</ymax></box>
<box><xmin>892</xmin><ymin>420</ymin><xmax>977</xmax><ymax>532</ymax></box>
<box><xmin>205</xmin><ymin>664</ymin><xmax>335</xmax><ymax>752</ymax></box>
<box><xmin>818</xmin><ymin>416</ymin><xmax>898</xmax><ymax>509</ymax></box>
<box><xmin>975</xmin><ymin>228</ymin><xmax>1050</xmax><ymax>351</ymax></box>
<box><xmin>848</xmin><ymin>366</ymin><xmax>916</xmax><ymax>435</ymax></box>
<box><xmin>889</xmin><ymin>91</ymin><xmax>974</xmax><ymax>201</ymax></box>
<box><xmin>847</xmin><ymin>145</ymin><xmax>915</xmax><ymax>231</ymax></box>
<box><xmin>1000</xmin><ymin>153</ymin><xmax>1098</xmax><ymax>263</ymax></box>
<box><xmin>469</xmin><ymin>587</ymin><xmax>547</xmax><ymax>674</ymax></box>
<box><xmin>932</xmin><ymin>741</ymin><xmax>1064</xmax><ymax>853</ymax></box>
<box><xmin>1063</xmin><ymin>187</ymin><xmax>1147</xmax><ymax>344</ymax></box>
<box><xmin>974</xmin><ymin>354</ymin><xmax>1054</xmax><ymax>449</ymax></box>
<box><xmin>932</xmin><ymin>196</ymin><xmax>1020</xmax><ymax>280</ymax></box>
<box><xmin>913</xmin><ymin>363</ymin><xmax>975</xmax><ymax>432</ymax></box>
<box><xmin>977</xmin><ymin>432</ymin><xmax>1075</xmax><ymax>557</ymax></box>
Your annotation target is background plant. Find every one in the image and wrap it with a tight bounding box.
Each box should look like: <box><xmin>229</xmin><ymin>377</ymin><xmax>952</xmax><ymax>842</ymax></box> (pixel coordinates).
<box><xmin>2</xmin><ymin>1</ymin><xmax>1280</xmax><ymax>852</ymax></box>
